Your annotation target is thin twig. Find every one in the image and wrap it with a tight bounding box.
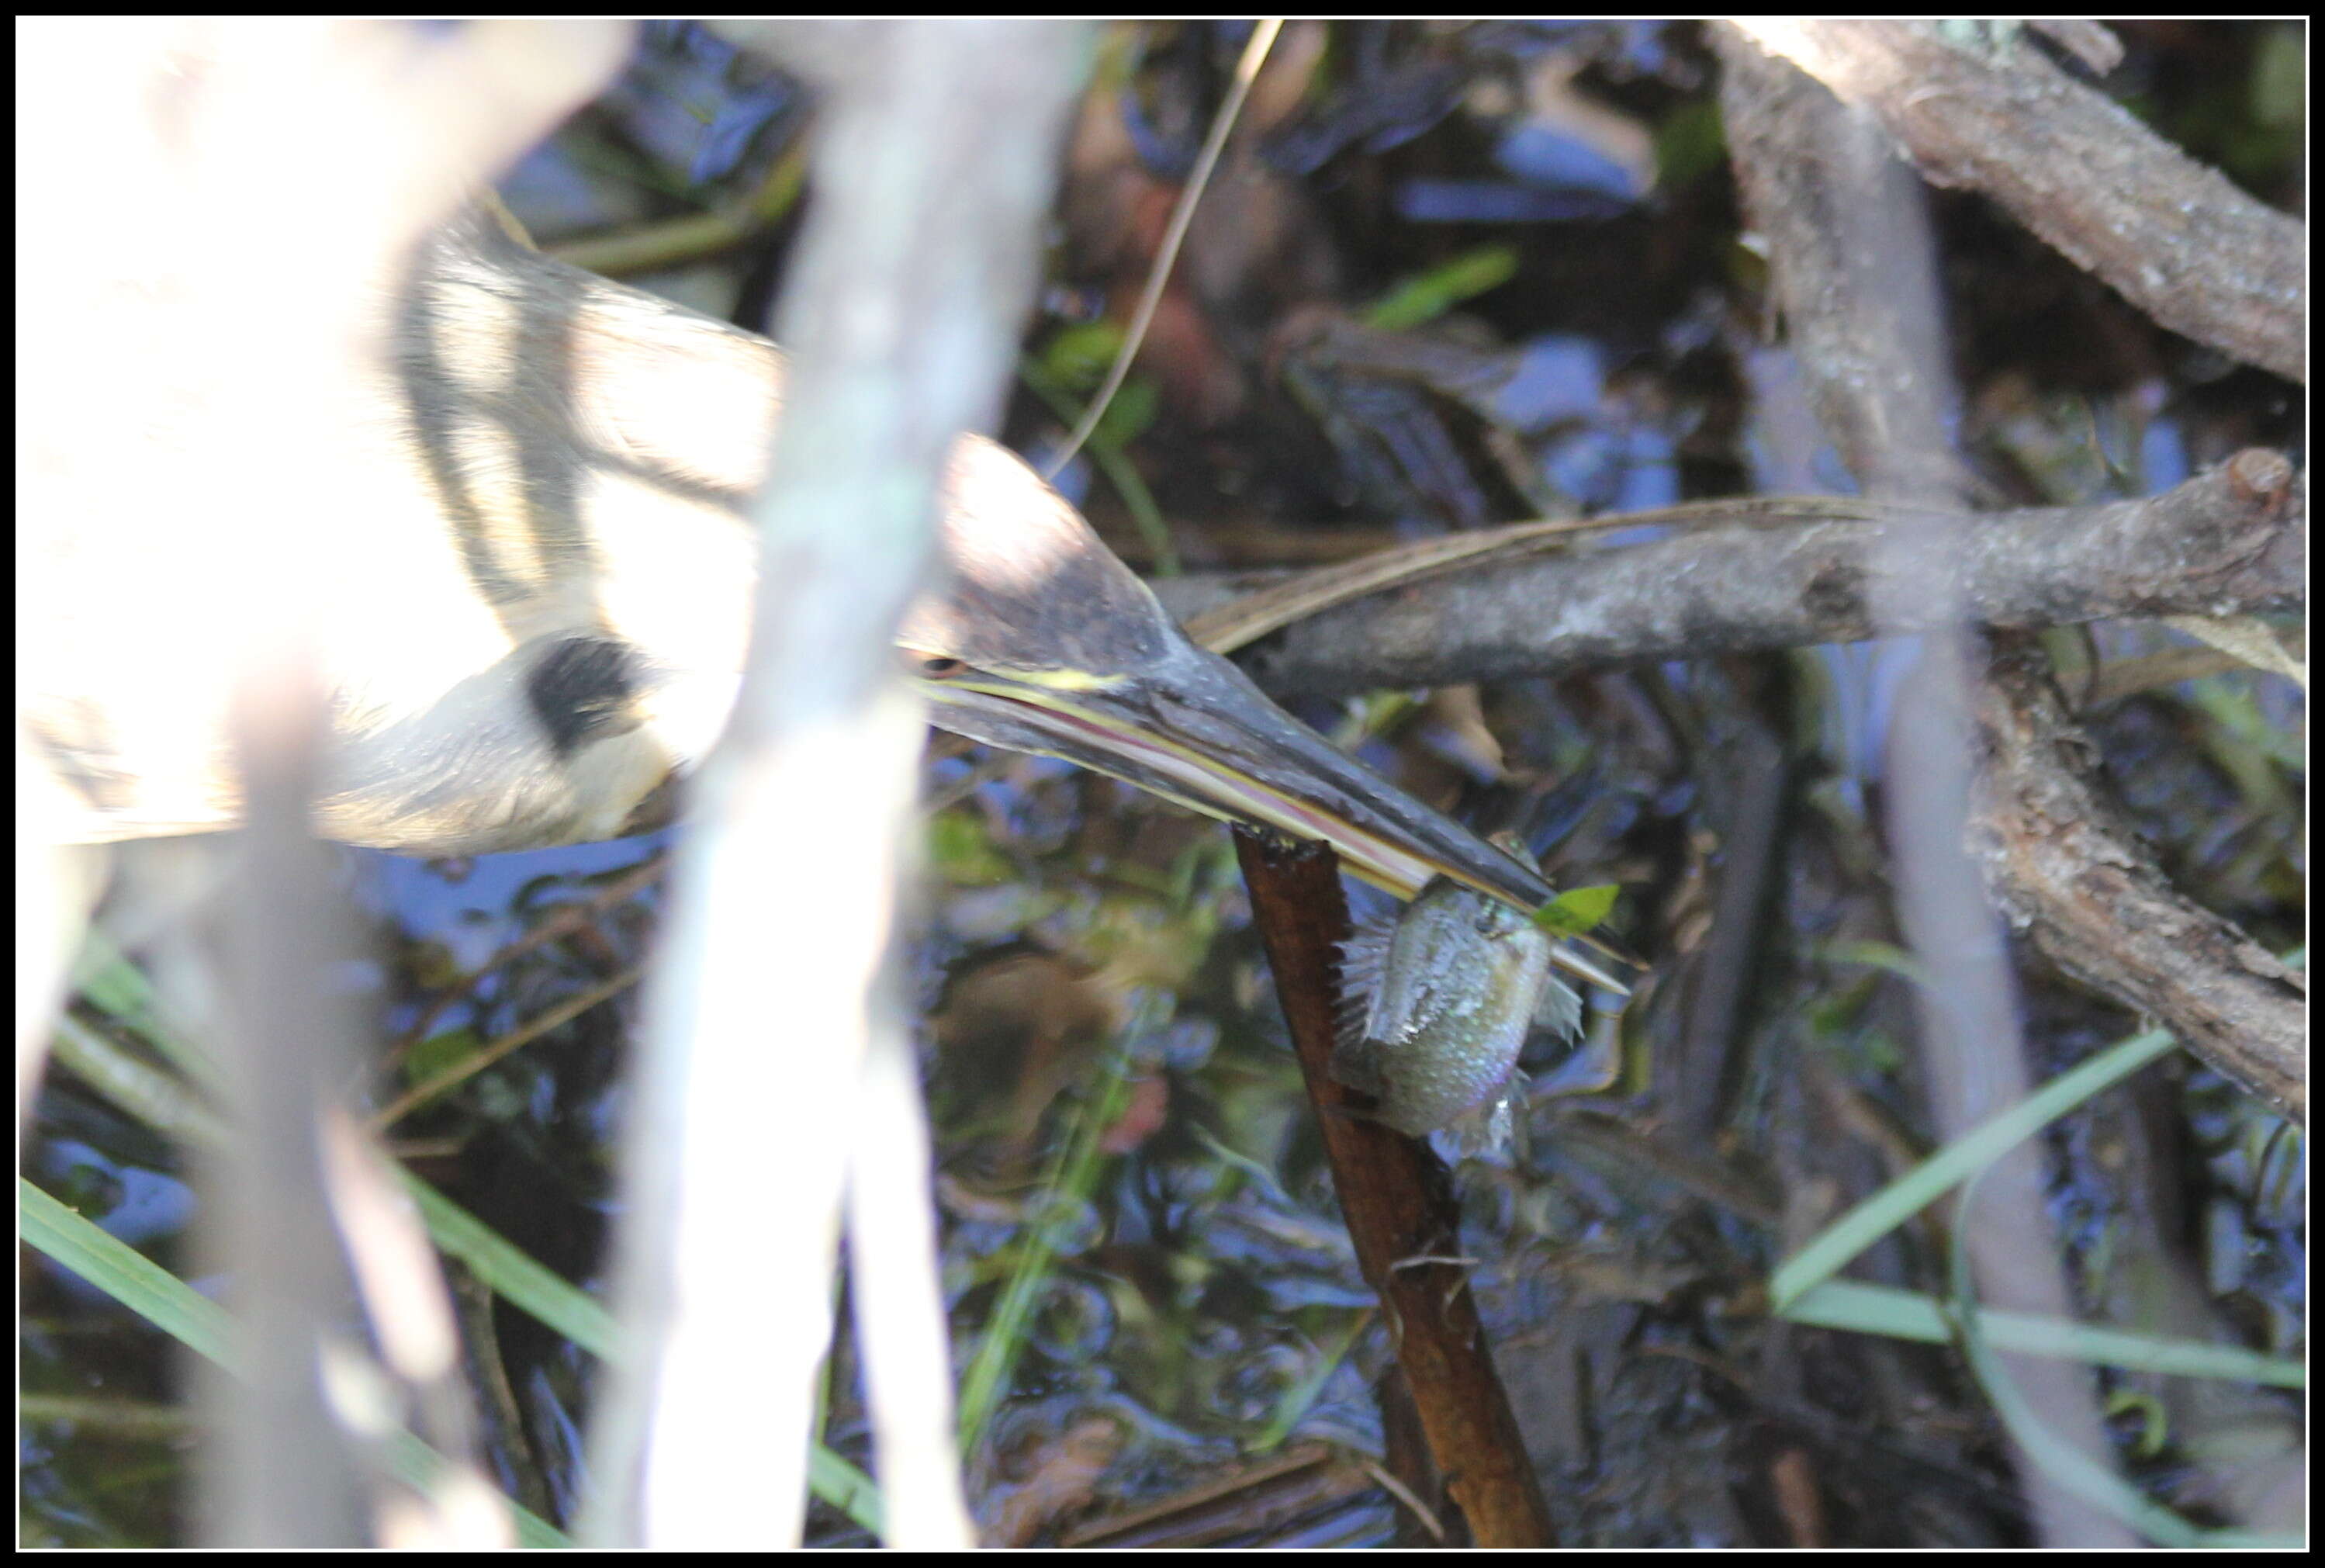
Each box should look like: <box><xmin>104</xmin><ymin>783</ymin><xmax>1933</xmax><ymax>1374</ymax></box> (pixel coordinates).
<box><xmin>1044</xmin><ymin>19</ymin><xmax>1283</xmax><ymax>477</ymax></box>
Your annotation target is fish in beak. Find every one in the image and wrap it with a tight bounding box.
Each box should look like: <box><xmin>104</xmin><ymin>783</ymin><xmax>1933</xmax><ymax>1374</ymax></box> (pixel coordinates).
<box><xmin>901</xmin><ymin>438</ymin><xmax>1629</xmax><ymax>995</ymax></box>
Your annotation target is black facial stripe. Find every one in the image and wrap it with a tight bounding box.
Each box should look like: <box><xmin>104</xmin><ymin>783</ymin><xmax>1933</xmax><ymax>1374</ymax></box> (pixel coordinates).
<box><xmin>526</xmin><ymin>635</ymin><xmax>645</xmax><ymax>756</ymax></box>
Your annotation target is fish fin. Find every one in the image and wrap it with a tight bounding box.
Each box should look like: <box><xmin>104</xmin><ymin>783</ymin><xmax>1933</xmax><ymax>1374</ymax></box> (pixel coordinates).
<box><xmin>1531</xmin><ymin>974</ymin><xmax>1583</xmax><ymax>1043</ymax></box>
<box><xmin>1328</xmin><ymin>1033</ymin><xmax>1386</xmax><ymax>1099</ymax></box>
<box><xmin>1334</xmin><ymin>913</ymin><xmax>1395</xmax><ymax>1051</ymax></box>
<box><xmin>1438</xmin><ymin>1080</ymin><xmax>1521</xmax><ymax>1162</ymax></box>
<box><xmin>1335</xmin><ymin>913</ymin><xmax>1393</xmax><ymax>998</ymax></box>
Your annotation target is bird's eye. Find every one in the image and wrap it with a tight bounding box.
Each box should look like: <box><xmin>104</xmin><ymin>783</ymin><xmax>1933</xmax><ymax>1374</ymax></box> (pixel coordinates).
<box><xmin>916</xmin><ymin>655</ymin><xmax>965</xmax><ymax>680</ymax></box>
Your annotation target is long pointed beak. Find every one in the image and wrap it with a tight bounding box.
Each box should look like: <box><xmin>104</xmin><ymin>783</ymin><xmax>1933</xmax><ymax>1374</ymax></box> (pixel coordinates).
<box><xmin>917</xmin><ymin>641</ymin><xmax>1631</xmax><ymax>995</ymax></box>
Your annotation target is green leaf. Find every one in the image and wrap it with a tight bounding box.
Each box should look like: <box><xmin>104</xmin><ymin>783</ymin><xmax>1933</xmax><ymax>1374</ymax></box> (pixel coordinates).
<box><xmin>1040</xmin><ymin>321</ymin><xmax>1127</xmax><ymax>389</ymax></box>
<box><xmin>1362</xmin><ymin>245</ymin><xmax>1518</xmax><ymax>333</ymax></box>
<box><xmin>1531</xmin><ymin>884</ymin><xmax>1618</xmax><ymax>937</ymax></box>
<box><xmin>404</xmin><ymin>1025</ymin><xmax>485</xmax><ymax>1089</ymax></box>
<box><xmin>1093</xmin><ymin>376</ymin><xmax>1158</xmax><ymax>448</ymax></box>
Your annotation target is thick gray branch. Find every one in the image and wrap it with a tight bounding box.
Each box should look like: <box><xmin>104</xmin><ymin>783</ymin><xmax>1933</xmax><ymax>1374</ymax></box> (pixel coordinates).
<box><xmin>1731</xmin><ymin>21</ymin><xmax>2305</xmax><ymax>382</ymax></box>
<box><xmin>1152</xmin><ymin>451</ymin><xmax>2303</xmax><ymax>701</ymax></box>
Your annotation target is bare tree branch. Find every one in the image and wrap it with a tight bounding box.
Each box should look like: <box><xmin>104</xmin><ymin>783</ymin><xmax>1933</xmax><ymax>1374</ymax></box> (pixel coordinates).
<box><xmin>1717</xmin><ymin>23</ymin><xmax>2169</xmax><ymax>1546</ymax></box>
<box><xmin>1970</xmin><ymin>637</ymin><xmax>2307</xmax><ymax>1120</ymax></box>
<box><xmin>1732</xmin><ymin>21</ymin><xmax>2304</xmax><ymax>382</ymax></box>
<box><xmin>1154</xmin><ymin>451</ymin><xmax>2303</xmax><ymax>699</ymax></box>
<box><xmin>1233</xmin><ymin>832</ymin><xmax>1556</xmax><ymax>1548</ymax></box>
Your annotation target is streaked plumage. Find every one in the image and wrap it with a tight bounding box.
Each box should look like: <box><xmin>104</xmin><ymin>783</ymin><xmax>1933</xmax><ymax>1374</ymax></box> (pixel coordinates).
<box><xmin>22</xmin><ymin>208</ymin><xmax>1624</xmax><ymax>996</ymax></box>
